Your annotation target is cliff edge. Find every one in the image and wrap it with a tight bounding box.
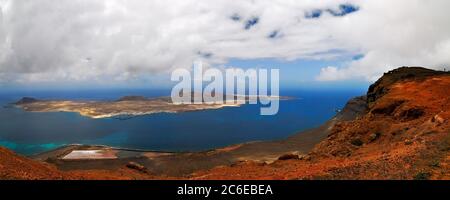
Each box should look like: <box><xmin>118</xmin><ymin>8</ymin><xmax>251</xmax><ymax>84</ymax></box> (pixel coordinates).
<box><xmin>192</xmin><ymin>67</ymin><xmax>450</xmax><ymax>180</ymax></box>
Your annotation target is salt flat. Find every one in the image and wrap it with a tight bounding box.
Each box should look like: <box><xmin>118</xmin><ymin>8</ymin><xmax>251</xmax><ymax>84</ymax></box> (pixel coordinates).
<box><xmin>62</xmin><ymin>150</ymin><xmax>117</xmax><ymax>160</ymax></box>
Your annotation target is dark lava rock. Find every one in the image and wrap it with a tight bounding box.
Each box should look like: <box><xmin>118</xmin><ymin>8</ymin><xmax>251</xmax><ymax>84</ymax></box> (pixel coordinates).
<box><xmin>278</xmin><ymin>154</ymin><xmax>300</xmax><ymax>160</ymax></box>
<box><xmin>117</xmin><ymin>96</ymin><xmax>148</xmax><ymax>101</ymax></box>
<box><xmin>335</xmin><ymin>96</ymin><xmax>368</xmax><ymax>121</ymax></box>
<box><xmin>350</xmin><ymin>138</ymin><xmax>364</xmax><ymax>146</ymax></box>
<box><xmin>371</xmin><ymin>100</ymin><xmax>405</xmax><ymax>115</ymax></box>
<box><xmin>399</xmin><ymin>107</ymin><xmax>425</xmax><ymax>120</ymax></box>
<box><xmin>15</xmin><ymin>97</ymin><xmax>39</xmax><ymax>105</ymax></box>
<box><xmin>126</xmin><ymin>162</ymin><xmax>148</xmax><ymax>173</ymax></box>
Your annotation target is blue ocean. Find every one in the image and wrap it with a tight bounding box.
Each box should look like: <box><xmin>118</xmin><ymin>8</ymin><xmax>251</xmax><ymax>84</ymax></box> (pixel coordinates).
<box><xmin>0</xmin><ymin>89</ymin><xmax>365</xmax><ymax>155</ymax></box>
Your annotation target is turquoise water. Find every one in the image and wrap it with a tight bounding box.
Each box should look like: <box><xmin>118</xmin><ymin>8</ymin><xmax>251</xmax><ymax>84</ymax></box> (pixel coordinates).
<box><xmin>0</xmin><ymin>89</ymin><xmax>364</xmax><ymax>155</ymax></box>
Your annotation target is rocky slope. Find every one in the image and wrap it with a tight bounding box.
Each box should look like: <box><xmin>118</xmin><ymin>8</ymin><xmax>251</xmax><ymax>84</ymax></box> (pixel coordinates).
<box><xmin>0</xmin><ymin>146</ymin><xmax>162</xmax><ymax>180</ymax></box>
<box><xmin>191</xmin><ymin>67</ymin><xmax>450</xmax><ymax>180</ymax></box>
<box><xmin>0</xmin><ymin>147</ymin><xmax>66</xmax><ymax>180</ymax></box>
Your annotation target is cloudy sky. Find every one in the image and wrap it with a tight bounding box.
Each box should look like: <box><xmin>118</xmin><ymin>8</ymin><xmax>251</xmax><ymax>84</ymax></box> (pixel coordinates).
<box><xmin>0</xmin><ymin>0</ymin><xmax>449</xmax><ymax>89</ymax></box>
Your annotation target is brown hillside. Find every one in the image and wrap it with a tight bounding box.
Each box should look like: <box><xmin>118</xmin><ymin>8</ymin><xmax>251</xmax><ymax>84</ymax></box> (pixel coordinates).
<box><xmin>0</xmin><ymin>147</ymin><xmax>66</xmax><ymax>180</ymax></box>
<box><xmin>191</xmin><ymin>67</ymin><xmax>450</xmax><ymax>180</ymax></box>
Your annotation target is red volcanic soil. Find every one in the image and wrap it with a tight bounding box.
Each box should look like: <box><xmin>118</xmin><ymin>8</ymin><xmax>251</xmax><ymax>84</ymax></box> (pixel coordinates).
<box><xmin>0</xmin><ymin>147</ymin><xmax>66</xmax><ymax>180</ymax></box>
<box><xmin>0</xmin><ymin>147</ymin><xmax>159</xmax><ymax>180</ymax></box>
<box><xmin>1</xmin><ymin>67</ymin><xmax>449</xmax><ymax>180</ymax></box>
<box><xmin>191</xmin><ymin>69</ymin><xmax>450</xmax><ymax>180</ymax></box>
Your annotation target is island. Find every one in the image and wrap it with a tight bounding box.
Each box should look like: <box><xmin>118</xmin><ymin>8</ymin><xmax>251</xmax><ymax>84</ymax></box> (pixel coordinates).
<box><xmin>13</xmin><ymin>94</ymin><xmax>293</xmax><ymax>119</ymax></box>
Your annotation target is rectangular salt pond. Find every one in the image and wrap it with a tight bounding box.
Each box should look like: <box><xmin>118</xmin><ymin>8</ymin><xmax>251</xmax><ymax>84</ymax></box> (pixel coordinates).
<box><xmin>62</xmin><ymin>150</ymin><xmax>117</xmax><ymax>160</ymax></box>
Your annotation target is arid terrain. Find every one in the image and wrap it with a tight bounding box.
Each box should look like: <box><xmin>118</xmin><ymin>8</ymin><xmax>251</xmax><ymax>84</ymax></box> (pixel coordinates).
<box><xmin>14</xmin><ymin>94</ymin><xmax>290</xmax><ymax>119</ymax></box>
<box><xmin>14</xmin><ymin>95</ymin><xmax>242</xmax><ymax>119</ymax></box>
<box><xmin>1</xmin><ymin>67</ymin><xmax>449</xmax><ymax>180</ymax></box>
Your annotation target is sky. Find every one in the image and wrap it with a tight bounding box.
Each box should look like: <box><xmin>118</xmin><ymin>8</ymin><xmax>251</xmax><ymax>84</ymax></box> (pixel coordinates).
<box><xmin>0</xmin><ymin>0</ymin><xmax>449</xmax><ymax>90</ymax></box>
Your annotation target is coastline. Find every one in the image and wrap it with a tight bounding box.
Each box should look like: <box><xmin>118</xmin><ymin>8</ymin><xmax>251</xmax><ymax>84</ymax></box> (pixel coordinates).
<box><xmin>13</xmin><ymin>95</ymin><xmax>294</xmax><ymax>119</ymax></box>
<box><xmin>30</xmin><ymin>95</ymin><xmax>367</xmax><ymax>176</ymax></box>
<box><xmin>0</xmin><ymin>93</ymin><xmax>322</xmax><ymax>156</ymax></box>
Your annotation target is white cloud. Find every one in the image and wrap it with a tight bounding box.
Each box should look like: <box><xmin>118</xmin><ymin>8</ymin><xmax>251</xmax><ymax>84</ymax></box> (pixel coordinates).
<box><xmin>0</xmin><ymin>0</ymin><xmax>449</xmax><ymax>85</ymax></box>
<box><xmin>316</xmin><ymin>66</ymin><xmax>346</xmax><ymax>81</ymax></box>
<box><xmin>317</xmin><ymin>0</ymin><xmax>450</xmax><ymax>81</ymax></box>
